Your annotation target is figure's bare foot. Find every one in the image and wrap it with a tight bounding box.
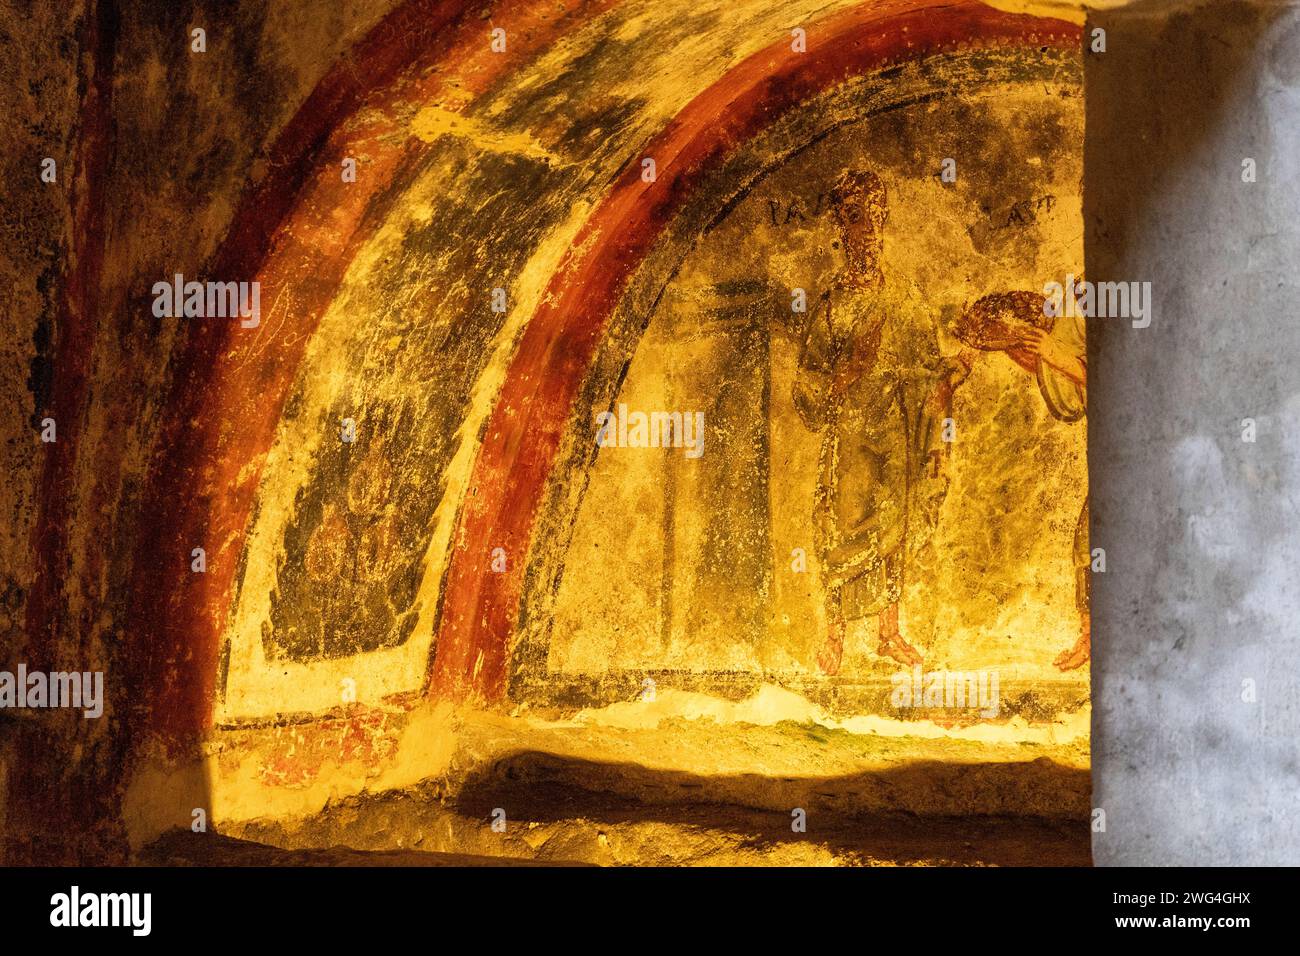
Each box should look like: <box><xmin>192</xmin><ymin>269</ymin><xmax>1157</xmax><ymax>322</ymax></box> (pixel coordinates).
<box><xmin>818</xmin><ymin>618</ymin><xmax>845</xmax><ymax>676</ymax></box>
<box><xmin>1054</xmin><ymin>626</ymin><xmax>1090</xmax><ymax>671</ymax></box>
<box><xmin>874</xmin><ymin>603</ymin><xmax>922</xmax><ymax>667</ymax></box>
<box><xmin>877</xmin><ymin>631</ymin><xmax>923</xmax><ymax>668</ymax></box>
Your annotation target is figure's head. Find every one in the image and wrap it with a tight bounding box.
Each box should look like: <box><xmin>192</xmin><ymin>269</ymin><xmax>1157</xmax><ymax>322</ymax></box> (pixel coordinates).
<box><xmin>830</xmin><ymin>169</ymin><xmax>888</xmax><ymax>270</ymax></box>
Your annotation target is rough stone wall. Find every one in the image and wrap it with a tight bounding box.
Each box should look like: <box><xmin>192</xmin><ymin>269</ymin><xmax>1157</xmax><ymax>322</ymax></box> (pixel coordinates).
<box><xmin>0</xmin><ymin>0</ymin><xmax>401</xmax><ymax>864</ymax></box>
<box><xmin>0</xmin><ymin>0</ymin><xmax>90</xmax><ymax>855</ymax></box>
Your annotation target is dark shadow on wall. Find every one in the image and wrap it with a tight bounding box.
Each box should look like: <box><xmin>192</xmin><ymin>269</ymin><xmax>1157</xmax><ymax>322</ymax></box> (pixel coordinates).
<box><xmin>139</xmin><ymin>829</ymin><xmax>589</xmax><ymax>866</ymax></box>
<box><xmin>224</xmin><ymin>748</ymin><xmax>1091</xmax><ymax>866</ymax></box>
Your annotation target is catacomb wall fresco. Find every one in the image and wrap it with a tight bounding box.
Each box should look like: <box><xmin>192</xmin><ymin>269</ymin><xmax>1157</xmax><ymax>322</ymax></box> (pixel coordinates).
<box><xmin>215</xmin><ymin>44</ymin><xmax>1086</xmax><ymax>724</ymax></box>
<box><xmin>545</xmin><ymin>73</ymin><xmax>1088</xmax><ymax>713</ymax></box>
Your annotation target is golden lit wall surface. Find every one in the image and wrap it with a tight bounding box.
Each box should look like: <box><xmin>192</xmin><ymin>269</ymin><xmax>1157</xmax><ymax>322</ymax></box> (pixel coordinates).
<box><xmin>5</xmin><ymin>0</ymin><xmax>1097</xmax><ymax>867</ymax></box>
<box><xmin>549</xmin><ymin>82</ymin><xmax>1089</xmax><ymax>703</ymax></box>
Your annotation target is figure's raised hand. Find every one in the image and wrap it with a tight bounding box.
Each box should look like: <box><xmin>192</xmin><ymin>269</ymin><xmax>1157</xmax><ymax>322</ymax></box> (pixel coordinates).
<box><xmin>1018</xmin><ymin>326</ymin><xmax>1049</xmax><ymax>356</ymax></box>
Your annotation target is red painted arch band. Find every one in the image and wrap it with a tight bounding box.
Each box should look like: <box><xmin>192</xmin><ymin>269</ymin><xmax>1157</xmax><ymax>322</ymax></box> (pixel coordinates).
<box><xmin>126</xmin><ymin>0</ymin><xmax>620</xmax><ymax>747</ymax></box>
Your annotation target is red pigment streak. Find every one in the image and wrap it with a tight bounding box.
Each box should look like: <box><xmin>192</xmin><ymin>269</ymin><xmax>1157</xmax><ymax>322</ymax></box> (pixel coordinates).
<box><xmin>25</xmin><ymin>0</ymin><xmax>115</xmax><ymax>663</ymax></box>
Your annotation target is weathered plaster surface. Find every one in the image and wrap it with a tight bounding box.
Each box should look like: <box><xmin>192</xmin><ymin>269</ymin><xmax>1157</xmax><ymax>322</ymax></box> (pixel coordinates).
<box><xmin>1088</xmin><ymin>0</ymin><xmax>1300</xmax><ymax>865</ymax></box>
